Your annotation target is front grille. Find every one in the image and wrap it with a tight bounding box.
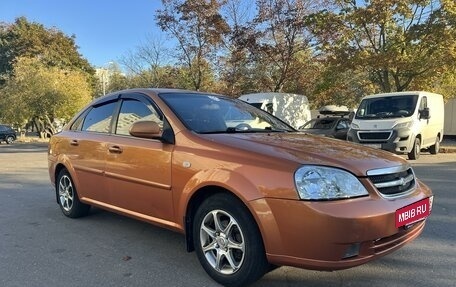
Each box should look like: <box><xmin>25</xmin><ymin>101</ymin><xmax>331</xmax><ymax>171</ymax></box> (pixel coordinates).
<box><xmin>367</xmin><ymin>166</ymin><xmax>416</xmax><ymax>197</ymax></box>
<box><xmin>358</xmin><ymin>131</ymin><xmax>392</xmax><ymax>141</ymax></box>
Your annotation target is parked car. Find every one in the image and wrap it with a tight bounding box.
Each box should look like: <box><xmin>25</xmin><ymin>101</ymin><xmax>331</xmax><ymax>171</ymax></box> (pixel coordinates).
<box><xmin>0</xmin><ymin>124</ymin><xmax>17</xmax><ymax>144</ymax></box>
<box><xmin>300</xmin><ymin>117</ymin><xmax>351</xmax><ymax>140</ymax></box>
<box><xmin>300</xmin><ymin>106</ymin><xmax>351</xmax><ymax>140</ymax></box>
<box><xmin>48</xmin><ymin>89</ymin><xmax>433</xmax><ymax>287</ymax></box>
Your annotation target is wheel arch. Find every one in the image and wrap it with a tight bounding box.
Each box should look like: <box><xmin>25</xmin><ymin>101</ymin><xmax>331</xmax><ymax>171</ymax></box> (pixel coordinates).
<box><xmin>437</xmin><ymin>132</ymin><xmax>443</xmax><ymax>142</ymax></box>
<box><xmin>183</xmin><ymin>185</ymin><xmax>273</xmax><ymax>254</ymax></box>
<box><xmin>184</xmin><ymin>185</ymin><xmax>229</xmax><ymax>252</ymax></box>
<box><xmin>412</xmin><ymin>133</ymin><xmax>422</xmax><ymax>149</ymax></box>
<box><xmin>53</xmin><ymin>161</ymin><xmax>79</xmax><ymax>203</ymax></box>
<box><xmin>54</xmin><ymin>163</ymin><xmax>68</xmax><ymax>203</ymax></box>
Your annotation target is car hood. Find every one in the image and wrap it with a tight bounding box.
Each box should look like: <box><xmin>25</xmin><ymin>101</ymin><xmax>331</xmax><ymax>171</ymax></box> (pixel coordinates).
<box><xmin>352</xmin><ymin>117</ymin><xmax>408</xmax><ymax>130</ymax></box>
<box><xmin>204</xmin><ymin>132</ymin><xmax>406</xmax><ymax>177</ymax></box>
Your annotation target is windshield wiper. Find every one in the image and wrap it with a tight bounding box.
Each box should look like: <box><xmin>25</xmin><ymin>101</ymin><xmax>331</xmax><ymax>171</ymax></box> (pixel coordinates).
<box><xmin>225</xmin><ymin>127</ymin><xmax>291</xmax><ymax>133</ymax></box>
<box><xmin>225</xmin><ymin>127</ymin><xmax>262</xmax><ymax>133</ymax></box>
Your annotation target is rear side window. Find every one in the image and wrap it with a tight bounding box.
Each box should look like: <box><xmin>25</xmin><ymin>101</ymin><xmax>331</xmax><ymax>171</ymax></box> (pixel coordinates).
<box><xmin>82</xmin><ymin>102</ymin><xmax>117</xmax><ymax>133</ymax></box>
<box><xmin>70</xmin><ymin>113</ymin><xmax>85</xmax><ymax>131</ymax></box>
<box><xmin>115</xmin><ymin>99</ymin><xmax>163</xmax><ymax>136</ymax></box>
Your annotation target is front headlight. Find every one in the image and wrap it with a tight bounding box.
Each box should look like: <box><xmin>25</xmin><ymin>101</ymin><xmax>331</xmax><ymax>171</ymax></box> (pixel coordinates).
<box><xmin>393</xmin><ymin>121</ymin><xmax>412</xmax><ymax>129</ymax></box>
<box><xmin>350</xmin><ymin>123</ymin><xmax>360</xmax><ymax>129</ymax></box>
<box><xmin>294</xmin><ymin>166</ymin><xmax>369</xmax><ymax>200</ymax></box>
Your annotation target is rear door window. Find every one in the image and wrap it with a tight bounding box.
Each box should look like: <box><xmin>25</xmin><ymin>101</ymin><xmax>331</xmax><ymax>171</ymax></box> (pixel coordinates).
<box><xmin>82</xmin><ymin>102</ymin><xmax>117</xmax><ymax>133</ymax></box>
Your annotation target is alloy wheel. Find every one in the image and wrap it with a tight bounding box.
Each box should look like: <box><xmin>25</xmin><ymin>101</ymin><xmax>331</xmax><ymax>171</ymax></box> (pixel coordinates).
<box><xmin>58</xmin><ymin>175</ymin><xmax>74</xmax><ymax>212</ymax></box>
<box><xmin>199</xmin><ymin>209</ymin><xmax>245</xmax><ymax>275</ymax></box>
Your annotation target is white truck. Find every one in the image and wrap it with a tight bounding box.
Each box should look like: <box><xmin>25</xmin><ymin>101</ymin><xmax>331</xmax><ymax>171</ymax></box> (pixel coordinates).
<box><xmin>347</xmin><ymin>91</ymin><xmax>444</xmax><ymax>160</ymax></box>
<box><xmin>238</xmin><ymin>92</ymin><xmax>311</xmax><ymax>129</ymax></box>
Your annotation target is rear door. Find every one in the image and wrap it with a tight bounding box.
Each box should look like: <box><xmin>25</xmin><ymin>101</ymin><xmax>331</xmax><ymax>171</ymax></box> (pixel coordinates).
<box><xmin>65</xmin><ymin>99</ymin><xmax>119</xmax><ymax>203</ymax></box>
<box><xmin>104</xmin><ymin>93</ymin><xmax>174</xmax><ymax>222</ymax></box>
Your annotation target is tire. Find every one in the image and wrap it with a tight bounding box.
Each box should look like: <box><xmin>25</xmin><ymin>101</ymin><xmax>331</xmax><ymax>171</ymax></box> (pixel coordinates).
<box><xmin>56</xmin><ymin>169</ymin><xmax>90</xmax><ymax>218</ymax></box>
<box><xmin>429</xmin><ymin>136</ymin><xmax>440</xmax><ymax>155</ymax></box>
<box><xmin>193</xmin><ymin>193</ymin><xmax>268</xmax><ymax>287</ymax></box>
<box><xmin>408</xmin><ymin>137</ymin><xmax>421</xmax><ymax>160</ymax></box>
<box><xmin>6</xmin><ymin>136</ymin><xmax>14</xmax><ymax>144</ymax></box>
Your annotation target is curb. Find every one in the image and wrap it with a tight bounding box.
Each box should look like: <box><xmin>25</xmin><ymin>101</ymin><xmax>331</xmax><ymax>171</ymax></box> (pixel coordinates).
<box><xmin>439</xmin><ymin>147</ymin><xmax>456</xmax><ymax>153</ymax></box>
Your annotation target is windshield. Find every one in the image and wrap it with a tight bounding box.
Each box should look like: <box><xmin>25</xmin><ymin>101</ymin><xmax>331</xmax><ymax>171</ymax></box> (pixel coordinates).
<box><xmin>302</xmin><ymin>118</ymin><xmax>337</xmax><ymax>129</ymax></box>
<box><xmin>159</xmin><ymin>93</ymin><xmax>294</xmax><ymax>134</ymax></box>
<box><xmin>356</xmin><ymin>95</ymin><xmax>418</xmax><ymax>119</ymax></box>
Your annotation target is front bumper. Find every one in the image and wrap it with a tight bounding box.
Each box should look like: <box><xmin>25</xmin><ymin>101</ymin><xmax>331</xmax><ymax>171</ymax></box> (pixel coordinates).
<box><xmin>347</xmin><ymin>128</ymin><xmax>414</xmax><ymax>154</ymax></box>
<box><xmin>250</xmin><ymin>181</ymin><xmax>432</xmax><ymax>271</ymax></box>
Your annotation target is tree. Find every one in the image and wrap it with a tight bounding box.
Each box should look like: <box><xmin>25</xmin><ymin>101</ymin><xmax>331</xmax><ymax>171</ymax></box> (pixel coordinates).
<box><xmin>119</xmin><ymin>36</ymin><xmax>172</xmax><ymax>87</ymax></box>
<box><xmin>0</xmin><ymin>17</ymin><xmax>95</xmax><ymax>136</ymax></box>
<box><xmin>156</xmin><ymin>0</ymin><xmax>230</xmax><ymax>91</ymax></box>
<box><xmin>235</xmin><ymin>0</ymin><xmax>320</xmax><ymax>92</ymax></box>
<box><xmin>217</xmin><ymin>0</ymin><xmax>253</xmax><ymax>96</ymax></box>
<box><xmin>310</xmin><ymin>0</ymin><xmax>456</xmax><ymax>94</ymax></box>
<box><xmin>0</xmin><ymin>57</ymin><xmax>92</xmax><ymax>137</ymax></box>
<box><xmin>0</xmin><ymin>17</ymin><xmax>94</xmax><ymax>79</ymax></box>
<box><xmin>311</xmin><ymin>66</ymin><xmax>378</xmax><ymax>108</ymax></box>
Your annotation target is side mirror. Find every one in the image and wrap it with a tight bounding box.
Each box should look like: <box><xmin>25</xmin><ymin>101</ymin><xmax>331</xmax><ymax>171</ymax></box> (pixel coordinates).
<box><xmin>129</xmin><ymin>121</ymin><xmax>162</xmax><ymax>139</ymax></box>
<box><xmin>420</xmin><ymin>107</ymin><xmax>430</xmax><ymax>120</ymax></box>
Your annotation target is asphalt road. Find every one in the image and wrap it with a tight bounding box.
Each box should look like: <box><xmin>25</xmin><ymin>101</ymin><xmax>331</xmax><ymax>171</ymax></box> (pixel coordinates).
<box><xmin>0</xmin><ymin>143</ymin><xmax>455</xmax><ymax>287</ymax></box>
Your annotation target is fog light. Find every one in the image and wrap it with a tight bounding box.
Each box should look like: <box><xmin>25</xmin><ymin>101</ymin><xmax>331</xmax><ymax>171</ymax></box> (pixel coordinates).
<box><xmin>342</xmin><ymin>243</ymin><xmax>360</xmax><ymax>259</ymax></box>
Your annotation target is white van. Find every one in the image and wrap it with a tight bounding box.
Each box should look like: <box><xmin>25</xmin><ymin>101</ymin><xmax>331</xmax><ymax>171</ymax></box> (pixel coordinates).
<box><xmin>239</xmin><ymin>93</ymin><xmax>311</xmax><ymax>129</ymax></box>
<box><xmin>347</xmin><ymin>91</ymin><xmax>444</xmax><ymax>160</ymax></box>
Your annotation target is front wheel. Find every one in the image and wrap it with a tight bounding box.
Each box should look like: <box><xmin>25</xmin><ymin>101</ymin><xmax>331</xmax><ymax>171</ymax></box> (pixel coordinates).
<box><xmin>56</xmin><ymin>169</ymin><xmax>90</xmax><ymax>218</ymax></box>
<box><xmin>429</xmin><ymin>136</ymin><xmax>440</xmax><ymax>155</ymax></box>
<box><xmin>193</xmin><ymin>193</ymin><xmax>268</xmax><ymax>287</ymax></box>
<box><xmin>408</xmin><ymin>137</ymin><xmax>421</xmax><ymax>160</ymax></box>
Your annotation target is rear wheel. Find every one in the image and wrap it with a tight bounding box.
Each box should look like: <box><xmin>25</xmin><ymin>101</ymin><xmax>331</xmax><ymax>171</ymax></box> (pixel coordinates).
<box><xmin>56</xmin><ymin>169</ymin><xmax>90</xmax><ymax>218</ymax></box>
<box><xmin>6</xmin><ymin>136</ymin><xmax>14</xmax><ymax>144</ymax></box>
<box><xmin>408</xmin><ymin>137</ymin><xmax>421</xmax><ymax>160</ymax></box>
<box><xmin>429</xmin><ymin>136</ymin><xmax>440</xmax><ymax>155</ymax></box>
<box><xmin>193</xmin><ymin>193</ymin><xmax>268</xmax><ymax>287</ymax></box>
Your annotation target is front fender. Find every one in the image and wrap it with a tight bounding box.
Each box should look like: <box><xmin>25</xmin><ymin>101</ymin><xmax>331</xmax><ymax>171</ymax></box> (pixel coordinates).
<box><xmin>177</xmin><ymin>168</ymin><xmax>264</xmax><ymax>222</ymax></box>
<box><xmin>176</xmin><ymin>168</ymin><xmax>283</xmax><ymax>255</ymax></box>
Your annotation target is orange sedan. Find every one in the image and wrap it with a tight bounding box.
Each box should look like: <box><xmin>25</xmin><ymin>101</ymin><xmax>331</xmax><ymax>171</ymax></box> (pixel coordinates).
<box><xmin>48</xmin><ymin>89</ymin><xmax>433</xmax><ymax>286</ymax></box>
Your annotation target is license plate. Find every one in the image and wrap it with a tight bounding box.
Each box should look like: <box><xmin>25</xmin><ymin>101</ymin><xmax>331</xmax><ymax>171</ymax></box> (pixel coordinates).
<box><xmin>363</xmin><ymin>143</ymin><xmax>381</xmax><ymax>149</ymax></box>
<box><xmin>395</xmin><ymin>197</ymin><xmax>433</xmax><ymax>228</ymax></box>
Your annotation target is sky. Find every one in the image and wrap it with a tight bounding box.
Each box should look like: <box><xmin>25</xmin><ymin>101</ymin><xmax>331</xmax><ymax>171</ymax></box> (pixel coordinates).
<box><xmin>0</xmin><ymin>0</ymin><xmax>166</xmax><ymax>68</ymax></box>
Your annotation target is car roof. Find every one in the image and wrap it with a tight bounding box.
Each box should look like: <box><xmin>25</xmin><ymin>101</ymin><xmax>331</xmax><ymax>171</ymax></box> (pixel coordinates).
<box><xmin>362</xmin><ymin>91</ymin><xmax>443</xmax><ymax>99</ymax></box>
<box><xmin>89</xmin><ymin>88</ymin><xmax>224</xmax><ymax>107</ymax></box>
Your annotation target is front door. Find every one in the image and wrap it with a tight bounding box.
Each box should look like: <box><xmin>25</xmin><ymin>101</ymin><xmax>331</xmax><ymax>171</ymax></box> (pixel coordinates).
<box><xmin>418</xmin><ymin>96</ymin><xmax>433</xmax><ymax>146</ymax></box>
<box><xmin>104</xmin><ymin>94</ymin><xmax>174</xmax><ymax>222</ymax></box>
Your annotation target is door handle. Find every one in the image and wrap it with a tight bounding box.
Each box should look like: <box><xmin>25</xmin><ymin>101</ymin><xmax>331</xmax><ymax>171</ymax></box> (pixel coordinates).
<box><xmin>108</xmin><ymin>145</ymin><xmax>123</xmax><ymax>154</ymax></box>
<box><xmin>70</xmin><ymin>139</ymin><xmax>79</xmax><ymax>146</ymax></box>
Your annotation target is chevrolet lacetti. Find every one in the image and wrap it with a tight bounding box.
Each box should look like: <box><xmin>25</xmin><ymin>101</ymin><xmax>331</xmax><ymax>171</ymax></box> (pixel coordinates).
<box><xmin>48</xmin><ymin>89</ymin><xmax>433</xmax><ymax>286</ymax></box>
